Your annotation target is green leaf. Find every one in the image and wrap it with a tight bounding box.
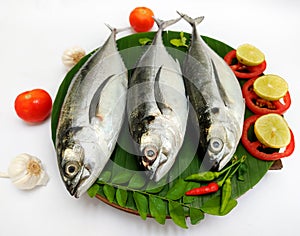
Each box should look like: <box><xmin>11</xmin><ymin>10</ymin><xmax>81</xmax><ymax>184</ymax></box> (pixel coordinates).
<box><xmin>149</xmin><ymin>195</ymin><xmax>167</xmax><ymax>224</ymax></box>
<box><xmin>138</xmin><ymin>37</ymin><xmax>152</xmax><ymax>45</ymax></box>
<box><xmin>103</xmin><ymin>185</ymin><xmax>116</xmax><ymax>203</ymax></box>
<box><xmin>116</xmin><ymin>188</ymin><xmax>128</xmax><ymax>207</ymax></box>
<box><xmin>189</xmin><ymin>207</ymin><xmax>204</xmax><ymax>225</ymax></box>
<box><xmin>87</xmin><ymin>184</ymin><xmax>100</xmax><ymax>198</ymax></box>
<box><xmin>168</xmin><ymin>201</ymin><xmax>188</xmax><ymax>229</ymax></box>
<box><xmin>200</xmin><ymin>196</ymin><xmax>237</xmax><ymax>216</ymax></box>
<box><xmin>111</xmin><ymin>172</ymin><xmax>133</xmax><ymax>185</ymax></box>
<box><xmin>145</xmin><ymin>176</ymin><xmax>167</xmax><ymax>194</ymax></box>
<box><xmin>165</xmin><ymin>178</ymin><xmax>188</xmax><ymax>200</ymax></box>
<box><xmin>98</xmin><ymin>171</ymin><xmax>111</xmax><ymax>183</ymax></box>
<box><xmin>170</xmin><ymin>31</ymin><xmax>188</xmax><ymax>48</ymax></box>
<box><xmin>133</xmin><ymin>192</ymin><xmax>148</xmax><ymax>220</ymax></box>
<box><xmin>145</xmin><ymin>184</ymin><xmax>165</xmax><ymax>194</ymax></box>
<box><xmin>127</xmin><ymin>172</ymin><xmax>146</xmax><ymax>189</ymax></box>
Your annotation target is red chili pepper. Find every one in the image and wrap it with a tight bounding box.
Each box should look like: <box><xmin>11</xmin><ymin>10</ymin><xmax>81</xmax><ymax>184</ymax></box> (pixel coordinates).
<box><xmin>241</xmin><ymin>115</ymin><xmax>295</xmax><ymax>161</ymax></box>
<box><xmin>242</xmin><ymin>78</ymin><xmax>291</xmax><ymax>115</ymax></box>
<box><xmin>224</xmin><ymin>50</ymin><xmax>267</xmax><ymax>79</ymax></box>
<box><xmin>185</xmin><ymin>182</ymin><xmax>219</xmax><ymax>196</ymax></box>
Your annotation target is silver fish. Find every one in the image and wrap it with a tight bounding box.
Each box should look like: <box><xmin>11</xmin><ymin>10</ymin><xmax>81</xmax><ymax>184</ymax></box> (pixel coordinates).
<box><xmin>178</xmin><ymin>12</ymin><xmax>245</xmax><ymax>170</ymax></box>
<box><xmin>127</xmin><ymin>17</ymin><xmax>189</xmax><ymax>181</ymax></box>
<box><xmin>55</xmin><ymin>26</ymin><xmax>128</xmax><ymax>198</ymax></box>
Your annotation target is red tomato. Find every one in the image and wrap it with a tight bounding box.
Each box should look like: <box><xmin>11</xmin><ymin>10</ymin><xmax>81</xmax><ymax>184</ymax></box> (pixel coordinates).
<box><xmin>14</xmin><ymin>89</ymin><xmax>52</xmax><ymax>123</ymax></box>
<box><xmin>129</xmin><ymin>7</ymin><xmax>154</xmax><ymax>32</ymax></box>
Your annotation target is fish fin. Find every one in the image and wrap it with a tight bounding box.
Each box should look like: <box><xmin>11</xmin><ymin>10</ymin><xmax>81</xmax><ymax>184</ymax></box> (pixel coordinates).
<box><xmin>154</xmin><ymin>66</ymin><xmax>173</xmax><ymax>114</ymax></box>
<box><xmin>176</xmin><ymin>11</ymin><xmax>204</xmax><ymax>27</ymax></box>
<box><xmin>211</xmin><ymin>60</ymin><xmax>230</xmax><ymax>107</ymax></box>
<box><xmin>153</xmin><ymin>16</ymin><xmax>182</xmax><ymax>31</ymax></box>
<box><xmin>89</xmin><ymin>74</ymin><xmax>115</xmax><ymax>122</ymax></box>
<box><xmin>174</xmin><ymin>58</ymin><xmax>182</xmax><ymax>74</ymax></box>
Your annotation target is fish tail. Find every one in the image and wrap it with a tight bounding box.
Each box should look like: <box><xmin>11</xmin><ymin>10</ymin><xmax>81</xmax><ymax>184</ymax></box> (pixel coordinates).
<box><xmin>153</xmin><ymin>16</ymin><xmax>182</xmax><ymax>31</ymax></box>
<box><xmin>176</xmin><ymin>11</ymin><xmax>204</xmax><ymax>27</ymax></box>
<box><xmin>104</xmin><ymin>23</ymin><xmax>131</xmax><ymax>34</ymax></box>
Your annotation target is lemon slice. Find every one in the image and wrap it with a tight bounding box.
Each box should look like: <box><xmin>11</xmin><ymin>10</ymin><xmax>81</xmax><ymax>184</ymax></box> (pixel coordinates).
<box><xmin>254</xmin><ymin>113</ymin><xmax>291</xmax><ymax>148</ymax></box>
<box><xmin>253</xmin><ymin>74</ymin><xmax>288</xmax><ymax>101</ymax></box>
<box><xmin>236</xmin><ymin>43</ymin><xmax>265</xmax><ymax>66</ymax></box>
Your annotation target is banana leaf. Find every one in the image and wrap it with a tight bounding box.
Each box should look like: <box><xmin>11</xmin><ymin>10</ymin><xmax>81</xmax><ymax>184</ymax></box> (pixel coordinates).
<box><xmin>51</xmin><ymin>31</ymin><xmax>273</xmax><ymax>228</ymax></box>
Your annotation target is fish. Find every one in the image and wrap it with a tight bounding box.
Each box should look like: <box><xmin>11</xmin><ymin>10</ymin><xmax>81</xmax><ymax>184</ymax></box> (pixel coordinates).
<box><xmin>127</xmin><ymin>17</ymin><xmax>189</xmax><ymax>181</ymax></box>
<box><xmin>178</xmin><ymin>12</ymin><xmax>245</xmax><ymax>171</ymax></box>
<box><xmin>55</xmin><ymin>25</ymin><xmax>128</xmax><ymax>198</ymax></box>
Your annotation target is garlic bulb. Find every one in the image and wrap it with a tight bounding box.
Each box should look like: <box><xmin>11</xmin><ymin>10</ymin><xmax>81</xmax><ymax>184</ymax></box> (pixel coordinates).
<box><xmin>62</xmin><ymin>46</ymin><xmax>86</xmax><ymax>68</ymax></box>
<box><xmin>0</xmin><ymin>153</ymin><xmax>49</xmax><ymax>190</ymax></box>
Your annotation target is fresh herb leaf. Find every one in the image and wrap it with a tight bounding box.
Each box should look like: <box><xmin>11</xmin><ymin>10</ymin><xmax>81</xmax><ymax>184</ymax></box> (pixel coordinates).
<box><xmin>111</xmin><ymin>172</ymin><xmax>133</xmax><ymax>185</ymax></box>
<box><xmin>133</xmin><ymin>192</ymin><xmax>148</xmax><ymax>220</ymax></box>
<box><xmin>149</xmin><ymin>195</ymin><xmax>167</xmax><ymax>224</ymax></box>
<box><xmin>98</xmin><ymin>171</ymin><xmax>111</xmax><ymax>183</ymax></box>
<box><xmin>116</xmin><ymin>188</ymin><xmax>128</xmax><ymax>207</ymax></box>
<box><xmin>189</xmin><ymin>207</ymin><xmax>204</xmax><ymax>225</ymax></box>
<box><xmin>145</xmin><ymin>184</ymin><xmax>165</xmax><ymax>194</ymax></box>
<box><xmin>103</xmin><ymin>185</ymin><xmax>116</xmax><ymax>203</ymax></box>
<box><xmin>139</xmin><ymin>37</ymin><xmax>152</xmax><ymax>45</ymax></box>
<box><xmin>87</xmin><ymin>184</ymin><xmax>100</xmax><ymax>198</ymax></box>
<box><xmin>170</xmin><ymin>31</ymin><xmax>188</xmax><ymax>48</ymax></box>
<box><xmin>165</xmin><ymin>178</ymin><xmax>188</xmax><ymax>200</ymax></box>
<box><xmin>145</xmin><ymin>176</ymin><xmax>167</xmax><ymax>194</ymax></box>
<box><xmin>168</xmin><ymin>201</ymin><xmax>188</xmax><ymax>229</ymax></box>
<box><xmin>127</xmin><ymin>172</ymin><xmax>146</xmax><ymax>189</ymax></box>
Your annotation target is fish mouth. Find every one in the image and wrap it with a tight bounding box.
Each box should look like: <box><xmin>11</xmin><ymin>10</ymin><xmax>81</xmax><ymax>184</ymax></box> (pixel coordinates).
<box><xmin>66</xmin><ymin>166</ymin><xmax>90</xmax><ymax>198</ymax></box>
<box><xmin>141</xmin><ymin>149</ymin><xmax>168</xmax><ymax>181</ymax></box>
<box><xmin>199</xmin><ymin>138</ymin><xmax>226</xmax><ymax>171</ymax></box>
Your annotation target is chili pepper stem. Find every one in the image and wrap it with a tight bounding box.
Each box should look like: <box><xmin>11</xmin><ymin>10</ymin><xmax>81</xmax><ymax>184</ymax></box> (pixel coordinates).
<box><xmin>218</xmin><ymin>157</ymin><xmax>243</xmax><ymax>176</ymax></box>
<box><xmin>218</xmin><ymin>156</ymin><xmax>247</xmax><ymax>187</ymax></box>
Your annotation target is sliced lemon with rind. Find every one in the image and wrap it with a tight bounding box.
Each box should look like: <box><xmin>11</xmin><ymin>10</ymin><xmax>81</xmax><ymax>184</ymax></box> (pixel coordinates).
<box><xmin>254</xmin><ymin>113</ymin><xmax>291</xmax><ymax>148</ymax></box>
<box><xmin>236</xmin><ymin>43</ymin><xmax>265</xmax><ymax>66</ymax></box>
<box><xmin>253</xmin><ymin>74</ymin><xmax>288</xmax><ymax>101</ymax></box>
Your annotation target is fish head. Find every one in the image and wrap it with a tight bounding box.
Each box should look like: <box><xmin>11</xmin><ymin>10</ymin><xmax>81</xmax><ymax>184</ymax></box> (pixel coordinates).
<box><xmin>203</xmin><ymin>125</ymin><xmax>238</xmax><ymax>171</ymax></box>
<box><xmin>58</xmin><ymin>126</ymin><xmax>108</xmax><ymax>198</ymax></box>
<box><xmin>140</xmin><ymin>118</ymin><xmax>181</xmax><ymax>181</ymax></box>
<box><xmin>140</xmin><ymin>132</ymin><xmax>165</xmax><ymax>175</ymax></box>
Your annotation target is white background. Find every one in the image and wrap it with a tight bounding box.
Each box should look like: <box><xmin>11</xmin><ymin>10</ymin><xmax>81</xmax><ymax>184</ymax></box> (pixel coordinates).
<box><xmin>1</xmin><ymin>0</ymin><xmax>299</xmax><ymax>235</ymax></box>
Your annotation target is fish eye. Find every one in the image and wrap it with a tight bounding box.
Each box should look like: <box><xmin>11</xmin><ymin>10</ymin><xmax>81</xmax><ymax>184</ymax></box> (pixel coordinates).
<box><xmin>208</xmin><ymin>138</ymin><xmax>223</xmax><ymax>153</ymax></box>
<box><xmin>143</xmin><ymin>146</ymin><xmax>158</xmax><ymax>161</ymax></box>
<box><xmin>65</xmin><ymin>161</ymin><xmax>80</xmax><ymax>177</ymax></box>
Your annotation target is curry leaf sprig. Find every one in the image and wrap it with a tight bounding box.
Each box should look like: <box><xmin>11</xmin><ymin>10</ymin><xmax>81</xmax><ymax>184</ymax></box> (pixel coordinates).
<box><xmin>88</xmin><ymin>171</ymin><xmax>204</xmax><ymax>228</ymax></box>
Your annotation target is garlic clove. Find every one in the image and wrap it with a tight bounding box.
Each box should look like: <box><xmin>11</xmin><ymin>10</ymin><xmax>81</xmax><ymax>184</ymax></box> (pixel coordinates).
<box><xmin>4</xmin><ymin>153</ymin><xmax>49</xmax><ymax>190</ymax></box>
<box><xmin>62</xmin><ymin>46</ymin><xmax>86</xmax><ymax>69</ymax></box>
<box><xmin>36</xmin><ymin>169</ymin><xmax>49</xmax><ymax>187</ymax></box>
<box><xmin>12</xmin><ymin>172</ymin><xmax>40</xmax><ymax>190</ymax></box>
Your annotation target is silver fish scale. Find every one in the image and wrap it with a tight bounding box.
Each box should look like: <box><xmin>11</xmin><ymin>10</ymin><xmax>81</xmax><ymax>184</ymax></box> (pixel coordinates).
<box><xmin>127</xmin><ymin>18</ymin><xmax>189</xmax><ymax>181</ymax></box>
<box><xmin>180</xmin><ymin>13</ymin><xmax>245</xmax><ymax>171</ymax></box>
<box><xmin>55</xmin><ymin>28</ymin><xmax>128</xmax><ymax>197</ymax></box>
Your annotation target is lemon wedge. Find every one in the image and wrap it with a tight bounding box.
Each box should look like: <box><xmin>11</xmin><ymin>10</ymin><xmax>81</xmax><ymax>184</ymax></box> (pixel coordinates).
<box><xmin>253</xmin><ymin>74</ymin><xmax>288</xmax><ymax>101</ymax></box>
<box><xmin>254</xmin><ymin>113</ymin><xmax>291</xmax><ymax>148</ymax></box>
<box><xmin>236</xmin><ymin>43</ymin><xmax>265</xmax><ymax>66</ymax></box>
